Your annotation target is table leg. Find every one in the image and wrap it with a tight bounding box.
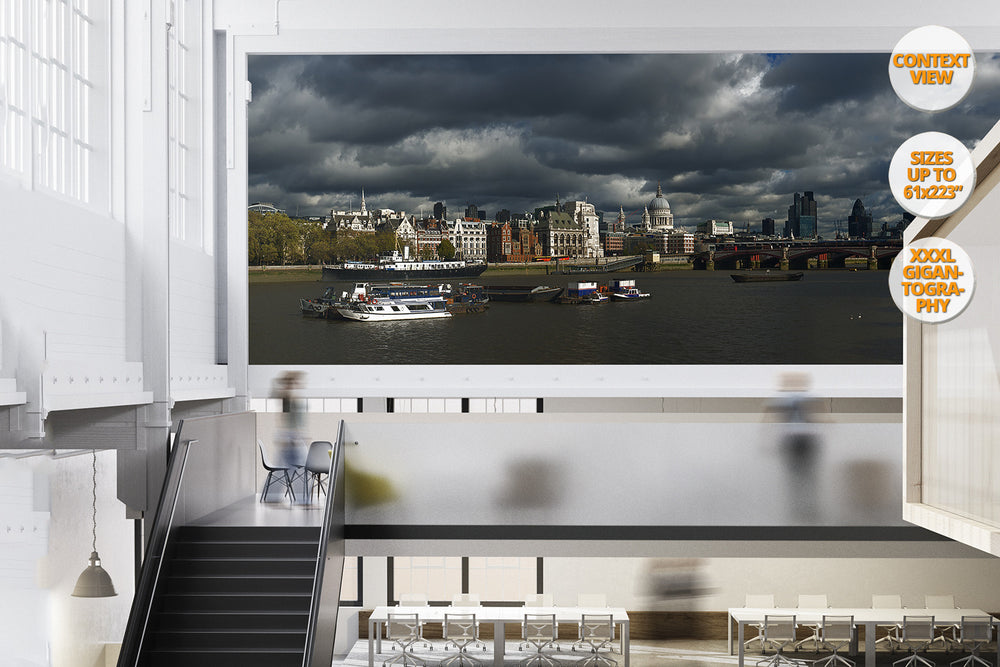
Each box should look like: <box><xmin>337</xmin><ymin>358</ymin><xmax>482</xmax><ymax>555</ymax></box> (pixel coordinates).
<box><xmin>623</xmin><ymin>619</ymin><xmax>630</xmax><ymax>667</ymax></box>
<box><xmin>494</xmin><ymin>620</ymin><xmax>504</xmax><ymax>667</ymax></box>
<box><xmin>864</xmin><ymin>622</ymin><xmax>876</xmax><ymax>667</ymax></box>
<box><xmin>368</xmin><ymin>617</ymin><xmax>375</xmax><ymax>667</ymax></box>
<box><xmin>728</xmin><ymin>612</ymin><xmax>733</xmax><ymax>656</ymax></box>
<box><xmin>738</xmin><ymin>620</ymin><xmax>745</xmax><ymax>667</ymax></box>
<box><xmin>376</xmin><ymin>620</ymin><xmax>382</xmax><ymax>654</ymax></box>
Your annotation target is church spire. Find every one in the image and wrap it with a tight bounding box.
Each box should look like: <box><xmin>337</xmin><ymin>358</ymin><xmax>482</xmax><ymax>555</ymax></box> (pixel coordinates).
<box><xmin>656</xmin><ymin>181</ymin><xmax>663</xmax><ymax>198</ymax></box>
<box><xmin>360</xmin><ymin>188</ymin><xmax>367</xmax><ymax>215</ymax></box>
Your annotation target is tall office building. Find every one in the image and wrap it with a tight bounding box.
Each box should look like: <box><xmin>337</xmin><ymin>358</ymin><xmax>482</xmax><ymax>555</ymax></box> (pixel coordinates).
<box><xmin>465</xmin><ymin>203</ymin><xmax>484</xmax><ymax>220</ymax></box>
<box><xmin>434</xmin><ymin>201</ymin><xmax>447</xmax><ymax>220</ymax></box>
<box><xmin>786</xmin><ymin>191</ymin><xmax>818</xmax><ymax>239</ymax></box>
<box><xmin>761</xmin><ymin>217</ymin><xmax>775</xmax><ymax>236</ymax></box>
<box><xmin>847</xmin><ymin>198</ymin><xmax>873</xmax><ymax>239</ymax></box>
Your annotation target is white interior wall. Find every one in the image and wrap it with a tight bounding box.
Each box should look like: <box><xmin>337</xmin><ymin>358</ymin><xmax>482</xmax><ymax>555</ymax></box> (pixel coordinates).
<box><xmin>0</xmin><ymin>450</ymin><xmax>133</xmax><ymax>667</ymax></box>
<box><xmin>542</xmin><ymin>557</ymin><xmax>1000</xmax><ymax>611</ymax></box>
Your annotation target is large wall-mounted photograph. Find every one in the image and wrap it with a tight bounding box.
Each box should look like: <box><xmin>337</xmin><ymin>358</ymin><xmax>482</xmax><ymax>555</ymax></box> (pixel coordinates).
<box><xmin>247</xmin><ymin>53</ymin><xmax>1000</xmax><ymax>365</ymax></box>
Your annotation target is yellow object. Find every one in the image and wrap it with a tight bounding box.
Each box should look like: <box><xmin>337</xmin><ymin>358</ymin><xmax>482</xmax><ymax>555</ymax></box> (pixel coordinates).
<box><xmin>345</xmin><ymin>461</ymin><xmax>398</xmax><ymax>507</ymax></box>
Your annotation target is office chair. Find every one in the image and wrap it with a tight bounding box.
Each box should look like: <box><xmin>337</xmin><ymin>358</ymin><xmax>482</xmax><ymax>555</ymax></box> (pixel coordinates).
<box><xmin>577</xmin><ymin>593</ymin><xmax>608</xmax><ymax>607</ymax></box>
<box><xmin>450</xmin><ymin>594</ymin><xmax>486</xmax><ymax>650</ymax></box>
<box><xmin>571</xmin><ymin>595</ymin><xmax>610</xmax><ymax>652</ymax></box>
<box><xmin>441</xmin><ymin>612</ymin><xmax>485</xmax><ymax>667</ymax></box>
<box><xmin>872</xmin><ymin>594</ymin><xmax>904</xmax><ymax>652</ymax></box>
<box><xmin>520</xmin><ymin>613</ymin><xmax>559</xmax><ymax>667</ymax></box>
<box><xmin>755</xmin><ymin>615</ymin><xmax>799</xmax><ymax>667</ymax></box>
<box><xmin>793</xmin><ymin>594</ymin><xmax>829</xmax><ymax>651</ymax></box>
<box><xmin>744</xmin><ymin>594</ymin><xmax>777</xmax><ymax>652</ymax></box>
<box><xmin>892</xmin><ymin>616</ymin><xmax>936</xmax><ymax>667</ymax></box>
<box><xmin>258</xmin><ymin>441</ymin><xmax>297</xmax><ymax>503</ymax></box>
<box><xmin>814</xmin><ymin>615</ymin><xmax>856</xmax><ymax>667</ymax></box>
<box><xmin>574</xmin><ymin>613</ymin><xmax>618</xmax><ymax>667</ymax></box>
<box><xmin>926</xmin><ymin>595</ymin><xmax>961</xmax><ymax>650</ymax></box>
<box><xmin>399</xmin><ymin>593</ymin><xmax>429</xmax><ymax>606</ymax></box>
<box><xmin>384</xmin><ymin>612</ymin><xmax>430</xmax><ymax>667</ymax></box>
<box><xmin>949</xmin><ymin>616</ymin><xmax>994</xmax><ymax>667</ymax></box>
<box><xmin>304</xmin><ymin>440</ymin><xmax>333</xmax><ymax>502</ymax></box>
<box><xmin>524</xmin><ymin>593</ymin><xmax>554</xmax><ymax>607</ymax></box>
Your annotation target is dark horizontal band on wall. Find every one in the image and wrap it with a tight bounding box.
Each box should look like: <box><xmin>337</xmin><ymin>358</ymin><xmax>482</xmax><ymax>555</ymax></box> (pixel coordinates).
<box><xmin>345</xmin><ymin>525</ymin><xmax>951</xmax><ymax>541</ymax></box>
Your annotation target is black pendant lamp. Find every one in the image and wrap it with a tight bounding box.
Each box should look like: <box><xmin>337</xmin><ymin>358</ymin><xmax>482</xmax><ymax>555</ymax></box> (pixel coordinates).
<box><xmin>71</xmin><ymin>450</ymin><xmax>117</xmax><ymax>597</ymax></box>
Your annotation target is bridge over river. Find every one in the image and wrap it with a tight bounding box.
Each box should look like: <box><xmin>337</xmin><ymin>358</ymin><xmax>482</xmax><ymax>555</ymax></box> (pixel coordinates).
<box><xmin>694</xmin><ymin>239</ymin><xmax>904</xmax><ymax>270</ymax></box>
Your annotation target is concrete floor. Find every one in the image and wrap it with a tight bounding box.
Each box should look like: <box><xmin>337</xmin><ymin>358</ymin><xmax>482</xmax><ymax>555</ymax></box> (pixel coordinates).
<box><xmin>333</xmin><ymin>638</ymin><xmax>998</xmax><ymax>667</ymax></box>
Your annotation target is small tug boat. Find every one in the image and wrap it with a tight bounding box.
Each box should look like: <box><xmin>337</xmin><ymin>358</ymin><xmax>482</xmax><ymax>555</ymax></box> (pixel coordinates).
<box><xmin>608</xmin><ymin>279</ymin><xmax>651</xmax><ymax>300</ymax></box>
<box><xmin>556</xmin><ymin>281</ymin><xmax>608</xmax><ymax>304</ymax></box>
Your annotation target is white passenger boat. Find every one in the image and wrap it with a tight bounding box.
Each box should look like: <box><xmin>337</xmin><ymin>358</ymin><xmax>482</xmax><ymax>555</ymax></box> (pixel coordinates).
<box><xmin>335</xmin><ymin>288</ymin><xmax>452</xmax><ymax>321</ymax></box>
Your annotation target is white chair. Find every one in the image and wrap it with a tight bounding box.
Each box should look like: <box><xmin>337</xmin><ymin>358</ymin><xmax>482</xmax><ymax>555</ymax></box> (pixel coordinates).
<box><xmin>794</xmin><ymin>594</ymin><xmax>829</xmax><ymax>651</ymax></box>
<box><xmin>926</xmin><ymin>594</ymin><xmax>961</xmax><ymax>650</ymax></box>
<box><xmin>304</xmin><ymin>440</ymin><xmax>332</xmax><ymax>501</ymax></box>
<box><xmin>872</xmin><ymin>594</ymin><xmax>904</xmax><ymax>652</ymax></box>
<box><xmin>893</xmin><ymin>616</ymin><xmax>936</xmax><ymax>667</ymax></box>
<box><xmin>950</xmin><ymin>616</ymin><xmax>994</xmax><ymax>667</ymax></box>
<box><xmin>452</xmin><ymin>593</ymin><xmax>481</xmax><ymax>607</ymax></box>
<box><xmin>744</xmin><ymin>594</ymin><xmax>777</xmax><ymax>652</ymax></box>
<box><xmin>441</xmin><ymin>612</ymin><xmax>485</xmax><ymax>667</ymax></box>
<box><xmin>384</xmin><ymin>612</ymin><xmax>430</xmax><ymax>667</ymax></box>
<box><xmin>814</xmin><ymin>615</ymin><xmax>856</xmax><ymax>667</ymax></box>
<box><xmin>520</xmin><ymin>613</ymin><xmax>559</xmax><ymax>667</ymax></box>
<box><xmin>450</xmin><ymin>594</ymin><xmax>486</xmax><ymax>650</ymax></box>
<box><xmin>574</xmin><ymin>613</ymin><xmax>617</xmax><ymax>667</ymax></box>
<box><xmin>524</xmin><ymin>593</ymin><xmax>554</xmax><ymax>607</ymax></box>
<box><xmin>756</xmin><ymin>615</ymin><xmax>799</xmax><ymax>667</ymax></box>
<box><xmin>577</xmin><ymin>593</ymin><xmax>608</xmax><ymax>607</ymax></box>
<box><xmin>399</xmin><ymin>593</ymin><xmax>429</xmax><ymax>606</ymax></box>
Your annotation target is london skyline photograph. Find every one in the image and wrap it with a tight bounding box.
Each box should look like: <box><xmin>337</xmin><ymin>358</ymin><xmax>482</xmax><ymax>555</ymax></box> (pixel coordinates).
<box><xmin>248</xmin><ymin>52</ymin><xmax>1000</xmax><ymax>236</ymax></box>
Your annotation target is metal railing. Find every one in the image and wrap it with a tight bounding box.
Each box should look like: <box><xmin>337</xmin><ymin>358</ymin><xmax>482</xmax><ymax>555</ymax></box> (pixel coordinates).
<box><xmin>116</xmin><ymin>411</ymin><xmax>258</xmax><ymax>667</ymax></box>
<box><xmin>302</xmin><ymin>419</ymin><xmax>347</xmax><ymax>667</ymax></box>
<box><xmin>116</xmin><ymin>428</ymin><xmax>193</xmax><ymax>667</ymax></box>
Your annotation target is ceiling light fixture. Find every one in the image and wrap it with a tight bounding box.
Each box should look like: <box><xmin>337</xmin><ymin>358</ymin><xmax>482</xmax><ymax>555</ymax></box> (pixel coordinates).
<box><xmin>71</xmin><ymin>450</ymin><xmax>117</xmax><ymax>598</ymax></box>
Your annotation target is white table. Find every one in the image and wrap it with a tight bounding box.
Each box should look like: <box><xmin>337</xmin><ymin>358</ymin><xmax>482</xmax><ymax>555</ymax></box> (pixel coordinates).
<box><xmin>729</xmin><ymin>607</ymin><xmax>998</xmax><ymax>667</ymax></box>
<box><xmin>368</xmin><ymin>605</ymin><xmax>630</xmax><ymax>667</ymax></box>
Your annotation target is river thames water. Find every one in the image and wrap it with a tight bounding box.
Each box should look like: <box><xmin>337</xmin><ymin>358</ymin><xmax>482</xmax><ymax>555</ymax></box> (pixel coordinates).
<box><xmin>249</xmin><ymin>270</ymin><xmax>902</xmax><ymax>365</ymax></box>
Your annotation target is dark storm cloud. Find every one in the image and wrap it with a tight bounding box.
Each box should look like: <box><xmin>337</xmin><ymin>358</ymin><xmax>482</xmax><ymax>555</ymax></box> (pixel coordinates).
<box><xmin>760</xmin><ymin>53</ymin><xmax>889</xmax><ymax>112</ymax></box>
<box><xmin>248</xmin><ymin>52</ymin><xmax>1000</xmax><ymax>233</ymax></box>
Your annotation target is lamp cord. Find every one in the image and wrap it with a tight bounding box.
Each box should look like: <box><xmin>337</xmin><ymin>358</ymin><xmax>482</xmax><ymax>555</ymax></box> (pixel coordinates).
<box><xmin>91</xmin><ymin>449</ymin><xmax>97</xmax><ymax>553</ymax></box>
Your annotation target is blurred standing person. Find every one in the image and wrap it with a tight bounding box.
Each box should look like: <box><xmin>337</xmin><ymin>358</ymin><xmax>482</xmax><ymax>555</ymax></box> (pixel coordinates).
<box><xmin>765</xmin><ymin>371</ymin><xmax>822</xmax><ymax>523</ymax></box>
<box><xmin>275</xmin><ymin>370</ymin><xmax>308</xmax><ymax>502</ymax></box>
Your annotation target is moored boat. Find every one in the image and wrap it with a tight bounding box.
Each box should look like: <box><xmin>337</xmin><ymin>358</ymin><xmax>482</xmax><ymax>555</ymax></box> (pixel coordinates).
<box><xmin>730</xmin><ymin>271</ymin><xmax>805</xmax><ymax>283</ymax></box>
<box><xmin>483</xmin><ymin>285</ymin><xmax>563</xmax><ymax>302</ymax></box>
<box><xmin>608</xmin><ymin>279</ymin><xmax>651</xmax><ymax>300</ymax></box>
<box><xmin>299</xmin><ymin>287</ymin><xmax>341</xmax><ymax>318</ymax></box>
<box><xmin>335</xmin><ymin>296</ymin><xmax>452</xmax><ymax>322</ymax></box>
<box><xmin>556</xmin><ymin>281</ymin><xmax>607</xmax><ymax>304</ymax></box>
<box><xmin>322</xmin><ymin>248</ymin><xmax>487</xmax><ymax>281</ymax></box>
<box><xmin>446</xmin><ymin>284</ymin><xmax>490</xmax><ymax>314</ymax></box>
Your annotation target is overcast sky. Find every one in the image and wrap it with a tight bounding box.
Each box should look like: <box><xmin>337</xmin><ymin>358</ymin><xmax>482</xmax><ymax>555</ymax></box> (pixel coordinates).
<box><xmin>248</xmin><ymin>53</ymin><xmax>1000</xmax><ymax>236</ymax></box>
